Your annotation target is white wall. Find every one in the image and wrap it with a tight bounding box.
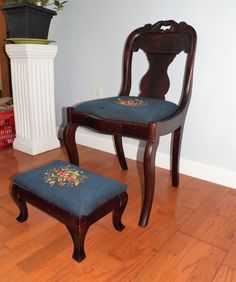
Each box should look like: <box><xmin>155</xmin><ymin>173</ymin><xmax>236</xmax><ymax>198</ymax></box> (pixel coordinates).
<box><xmin>49</xmin><ymin>0</ymin><xmax>236</xmax><ymax>188</ymax></box>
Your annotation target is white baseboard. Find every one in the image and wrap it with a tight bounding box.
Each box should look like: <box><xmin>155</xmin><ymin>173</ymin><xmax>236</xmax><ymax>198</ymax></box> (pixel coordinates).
<box><xmin>58</xmin><ymin>127</ymin><xmax>236</xmax><ymax>189</ymax></box>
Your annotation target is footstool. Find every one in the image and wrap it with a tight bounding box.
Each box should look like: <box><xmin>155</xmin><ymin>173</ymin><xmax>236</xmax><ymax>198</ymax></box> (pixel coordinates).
<box><xmin>10</xmin><ymin>160</ymin><xmax>128</xmax><ymax>262</ymax></box>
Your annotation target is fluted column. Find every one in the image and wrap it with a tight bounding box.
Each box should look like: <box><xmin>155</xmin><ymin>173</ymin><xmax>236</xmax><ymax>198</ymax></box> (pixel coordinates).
<box><xmin>6</xmin><ymin>44</ymin><xmax>60</xmax><ymax>155</ymax></box>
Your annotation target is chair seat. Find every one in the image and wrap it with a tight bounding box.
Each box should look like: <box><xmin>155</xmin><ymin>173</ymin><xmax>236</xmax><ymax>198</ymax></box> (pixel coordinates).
<box><xmin>75</xmin><ymin>96</ymin><xmax>178</xmax><ymax>124</ymax></box>
<box><xmin>13</xmin><ymin>160</ymin><xmax>127</xmax><ymax>216</ymax></box>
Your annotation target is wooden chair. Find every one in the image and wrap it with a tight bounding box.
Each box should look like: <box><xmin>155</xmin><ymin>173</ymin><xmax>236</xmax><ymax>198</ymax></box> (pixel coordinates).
<box><xmin>63</xmin><ymin>20</ymin><xmax>197</xmax><ymax>227</ymax></box>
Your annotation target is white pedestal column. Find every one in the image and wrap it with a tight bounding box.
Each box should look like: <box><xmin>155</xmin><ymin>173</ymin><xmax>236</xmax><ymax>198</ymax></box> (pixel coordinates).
<box><xmin>6</xmin><ymin>44</ymin><xmax>60</xmax><ymax>155</ymax></box>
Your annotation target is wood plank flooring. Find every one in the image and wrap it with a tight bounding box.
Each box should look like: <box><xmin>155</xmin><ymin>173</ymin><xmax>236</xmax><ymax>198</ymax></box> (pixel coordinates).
<box><xmin>0</xmin><ymin>144</ymin><xmax>236</xmax><ymax>281</ymax></box>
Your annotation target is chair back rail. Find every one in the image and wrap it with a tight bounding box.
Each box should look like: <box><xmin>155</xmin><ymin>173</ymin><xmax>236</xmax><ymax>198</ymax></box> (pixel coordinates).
<box><xmin>119</xmin><ymin>20</ymin><xmax>197</xmax><ymax>105</ymax></box>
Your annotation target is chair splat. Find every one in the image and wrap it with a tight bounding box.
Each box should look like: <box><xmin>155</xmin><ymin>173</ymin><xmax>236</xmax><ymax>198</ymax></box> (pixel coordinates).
<box><xmin>139</xmin><ymin>53</ymin><xmax>176</xmax><ymax>99</ymax></box>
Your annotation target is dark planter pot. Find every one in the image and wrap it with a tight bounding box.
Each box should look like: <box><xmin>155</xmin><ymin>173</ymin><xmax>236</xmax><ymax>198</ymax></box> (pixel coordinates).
<box><xmin>2</xmin><ymin>3</ymin><xmax>57</xmax><ymax>39</ymax></box>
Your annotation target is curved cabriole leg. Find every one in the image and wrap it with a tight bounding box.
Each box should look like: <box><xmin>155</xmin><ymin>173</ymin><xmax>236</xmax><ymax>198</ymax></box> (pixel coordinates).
<box><xmin>114</xmin><ymin>135</ymin><xmax>128</xmax><ymax>170</ymax></box>
<box><xmin>63</xmin><ymin>122</ymin><xmax>79</xmax><ymax>166</ymax></box>
<box><xmin>112</xmin><ymin>192</ymin><xmax>128</xmax><ymax>231</ymax></box>
<box><xmin>139</xmin><ymin>139</ymin><xmax>159</xmax><ymax>227</ymax></box>
<box><xmin>9</xmin><ymin>185</ymin><xmax>28</xmax><ymax>222</ymax></box>
<box><xmin>66</xmin><ymin>223</ymin><xmax>90</xmax><ymax>262</ymax></box>
<box><xmin>171</xmin><ymin>126</ymin><xmax>183</xmax><ymax>187</ymax></box>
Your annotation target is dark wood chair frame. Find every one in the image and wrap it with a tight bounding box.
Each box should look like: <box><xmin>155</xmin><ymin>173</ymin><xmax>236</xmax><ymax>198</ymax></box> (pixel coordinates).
<box><xmin>10</xmin><ymin>184</ymin><xmax>128</xmax><ymax>262</ymax></box>
<box><xmin>63</xmin><ymin>20</ymin><xmax>197</xmax><ymax>227</ymax></box>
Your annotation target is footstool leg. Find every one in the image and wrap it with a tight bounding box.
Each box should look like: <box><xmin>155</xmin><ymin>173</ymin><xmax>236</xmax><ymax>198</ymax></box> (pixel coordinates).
<box><xmin>66</xmin><ymin>221</ymin><xmax>90</xmax><ymax>262</ymax></box>
<box><xmin>112</xmin><ymin>192</ymin><xmax>128</xmax><ymax>231</ymax></box>
<box><xmin>10</xmin><ymin>184</ymin><xmax>28</xmax><ymax>222</ymax></box>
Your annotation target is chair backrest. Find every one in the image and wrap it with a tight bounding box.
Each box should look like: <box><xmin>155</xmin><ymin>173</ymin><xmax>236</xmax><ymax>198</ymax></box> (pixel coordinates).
<box><xmin>119</xmin><ymin>20</ymin><xmax>197</xmax><ymax>108</ymax></box>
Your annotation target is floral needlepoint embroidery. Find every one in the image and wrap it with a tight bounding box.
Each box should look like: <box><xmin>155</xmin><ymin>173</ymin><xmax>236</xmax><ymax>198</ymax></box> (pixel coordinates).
<box><xmin>116</xmin><ymin>98</ymin><xmax>147</xmax><ymax>107</ymax></box>
<box><xmin>44</xmin><ymin>166</ymin><xmax>88</xmax><ymax>187</ymax></box>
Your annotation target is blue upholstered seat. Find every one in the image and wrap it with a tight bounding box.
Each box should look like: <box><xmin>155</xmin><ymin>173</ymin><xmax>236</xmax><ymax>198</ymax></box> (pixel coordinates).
<box><xmin>75</xmin><ymin>96</ymin><xmax>178</xmax><ymax>124</ymax></box>
<box><xmin>13</xmin><ymin>160</ymin><xmax>127</xmax><ymax>216</ymax></box>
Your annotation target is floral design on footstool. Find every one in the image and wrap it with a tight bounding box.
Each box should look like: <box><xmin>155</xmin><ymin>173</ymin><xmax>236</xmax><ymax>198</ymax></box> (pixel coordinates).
<box><xmin>115</xmin><ymin>98</ymin><xmax>147</xmax><ymax>107</ymax></box>
<box><xmin>44</xmin><ymin>166</ymin><xmax>88</xmax><ymax>187</ymax></box>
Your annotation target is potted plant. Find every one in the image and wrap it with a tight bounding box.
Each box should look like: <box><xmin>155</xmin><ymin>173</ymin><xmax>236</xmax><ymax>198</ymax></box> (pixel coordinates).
<box><xmin>2</xmin><ymin>0</ymin><xmax>67</xmax><ymax>39</ymax></box>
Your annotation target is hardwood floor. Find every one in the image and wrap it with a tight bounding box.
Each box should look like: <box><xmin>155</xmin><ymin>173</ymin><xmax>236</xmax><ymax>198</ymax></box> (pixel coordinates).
<box><xmin>0</xmin><ymin>144</ymin><xmax>236</xmax><ymax>281</ymax></box>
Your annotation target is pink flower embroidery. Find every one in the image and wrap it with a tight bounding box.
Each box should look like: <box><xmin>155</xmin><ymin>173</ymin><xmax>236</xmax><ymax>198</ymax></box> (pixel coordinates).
<box><xmin>116</xmin><ymin>98</ymin><xmax>147</xmax><ymax>107</ymax></box>
<box><xmin>44</xmin><ymin>166</ymin><xmax>88</xmax><ymax>187</ymax></box>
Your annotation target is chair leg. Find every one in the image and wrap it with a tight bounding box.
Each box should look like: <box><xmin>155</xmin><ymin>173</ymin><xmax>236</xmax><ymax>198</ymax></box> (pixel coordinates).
<box><xmin>139</xmin><ymin>139</ymin><xmax>159</xmax><ymax>227</ymax></box>
<box><xmin>10</xmin><ymin>185</ymin><xmax>28</xmax><ymax>222</ymax></box>
<box><xmin>171</xmin><ymin>126</ymin><xmax>184</xmax><ymax>187</ymax></box>
<box><xmin>114</xmin><ymin>135</ymin><xmax>128</xmax><ymax>170</ymax></box>
<box><xmin>112</xmin><ymin>192</ymin><xmax>128</xmax><ymax>231</ymax></box>
<box><xmin>63</xmin><ymin>122</ymin><xmax>79</xmax><ymax>165</ymax></box>
<box><xmin>66</xmin><ymin>222</ymin><xmax>90</xmax><ymax>262</ymax></box>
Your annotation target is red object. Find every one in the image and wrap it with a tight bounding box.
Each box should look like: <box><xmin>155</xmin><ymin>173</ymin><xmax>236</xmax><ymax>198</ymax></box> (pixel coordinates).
<box><xmin>0</xmin><ymin>109</ymin><xmax>15</xmax><ymax>148</ymax></box>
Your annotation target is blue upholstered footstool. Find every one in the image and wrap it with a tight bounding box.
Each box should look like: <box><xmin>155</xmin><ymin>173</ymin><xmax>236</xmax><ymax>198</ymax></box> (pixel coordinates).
<box><xmin>10</xmin><ymin>160</ymin><xmax>128</xmax><ymax>262</ymax></box>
